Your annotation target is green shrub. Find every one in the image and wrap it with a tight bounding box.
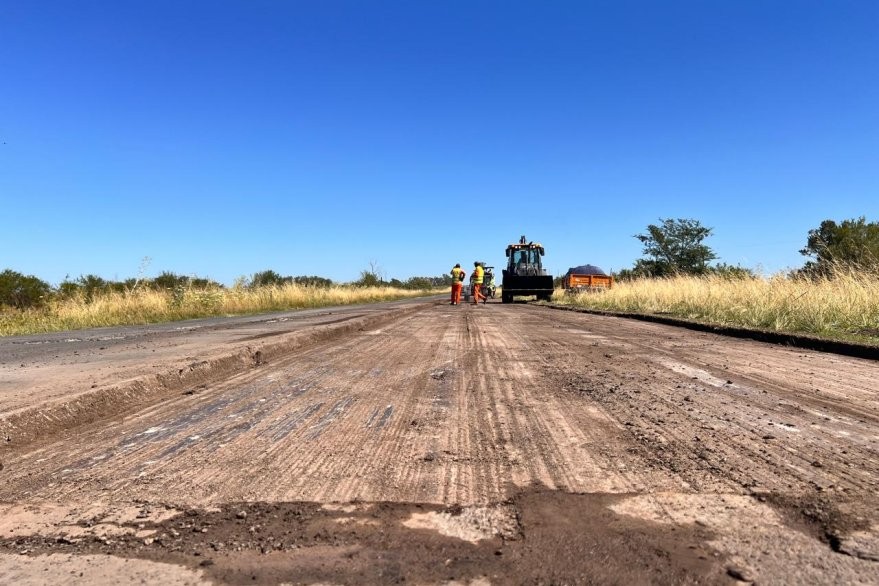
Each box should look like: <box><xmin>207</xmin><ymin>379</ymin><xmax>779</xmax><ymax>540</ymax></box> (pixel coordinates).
<box><xmin>250</xmin><ymin>270</ymin><xmax>290</xmax><ymax>288</ymax></box>
<box><xmin>0</xmin><ymin>269</ymin><xmax>52</xmax><ymax>309</ymax></box>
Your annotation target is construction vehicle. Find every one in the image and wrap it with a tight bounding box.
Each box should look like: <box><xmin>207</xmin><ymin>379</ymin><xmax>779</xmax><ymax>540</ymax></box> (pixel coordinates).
<box><xmin>563</xmin><ymin>264</ymin><xmax>614</xmax><ymax>293</ymax></box>
<box><xmin>482</xmin><ymin>266</ymin><xmax>497</xmax><ymax>299</ymax></box>
<box><xmin>463</xmin><ymin>263</ymin><xmax>495</xmax><ymax>303</ymax></box>
<box><xmin>501</xmin><ymin>236</ymin><xmax>554</xmax><ymax>303</ymax></box>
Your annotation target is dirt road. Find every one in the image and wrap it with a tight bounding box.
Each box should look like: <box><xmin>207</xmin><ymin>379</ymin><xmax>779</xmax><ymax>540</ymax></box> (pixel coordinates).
<box><xmin>1</xmin><ymin>299</ymin><xmax>877</xmax><ymax>584</ymax></box>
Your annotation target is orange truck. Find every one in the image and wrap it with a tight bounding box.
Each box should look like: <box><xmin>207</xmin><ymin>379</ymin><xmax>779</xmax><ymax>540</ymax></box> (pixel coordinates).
<box><xmin>562</xmin><ymin>265</ymin><xmax>613</xmax><ymax>292</ymax></box>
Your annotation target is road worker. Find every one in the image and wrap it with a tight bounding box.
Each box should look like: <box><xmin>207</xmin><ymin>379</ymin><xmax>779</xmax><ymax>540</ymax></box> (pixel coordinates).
<box><xmin>450</xmin><ymin>263</ymin><xmax>465</xmax><ymax>305</ymax></box>
<box><xmin>471</xmin><ymin>261</ymin><xmax>485</xmax><ymax>305</ymax></box>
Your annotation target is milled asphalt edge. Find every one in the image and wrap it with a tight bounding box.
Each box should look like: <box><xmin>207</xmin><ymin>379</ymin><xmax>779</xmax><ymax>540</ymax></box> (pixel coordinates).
<box><xmin>0</xmin><ymin>303</ymin><xmax>430</xmax><ymax>448</ymax></box>
<box><xmin>540</xmin><ymin>303</ymin><xmax>879</xmax><ymax>361</ymax></box>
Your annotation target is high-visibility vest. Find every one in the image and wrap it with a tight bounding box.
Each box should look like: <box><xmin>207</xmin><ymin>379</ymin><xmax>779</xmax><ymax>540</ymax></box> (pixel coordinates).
<box><xmin>473</xmin><ymin>265</ymin><xmax>484</xmax><ymax>284</ymax></box>
<box><xmin>451</xmin><ymin>267</ymin><xmax>464</xmax><ymax>283</ymax></box>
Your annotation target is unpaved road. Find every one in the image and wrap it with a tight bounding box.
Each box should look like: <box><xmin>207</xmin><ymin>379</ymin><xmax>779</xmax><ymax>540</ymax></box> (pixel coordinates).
<box><xmin>1</xmin><ymin>299</ymin><xmax>877</xmax><ymax>585</ymax></box>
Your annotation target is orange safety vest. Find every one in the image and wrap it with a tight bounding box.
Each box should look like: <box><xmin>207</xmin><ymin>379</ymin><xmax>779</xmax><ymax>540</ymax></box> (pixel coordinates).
<box><xmin>473</xmin><ymin>265</ymin><xmax>484</xmax><ymax>284</ymax></box>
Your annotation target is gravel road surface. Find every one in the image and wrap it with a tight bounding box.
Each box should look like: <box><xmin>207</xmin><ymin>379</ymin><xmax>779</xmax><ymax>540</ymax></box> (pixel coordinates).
<box><xmin>1</xmin><ymin>298</ymin><xmax>877</xmax><ymax>584</ymax></box>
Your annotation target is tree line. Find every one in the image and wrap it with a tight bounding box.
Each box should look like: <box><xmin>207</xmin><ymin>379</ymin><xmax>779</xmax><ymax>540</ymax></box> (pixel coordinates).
<box><xmin>3</xmin><ymin>216</ymin><xmax>876</xmax><ymax>309</ymax></box>
<box><xmin>354</xmin><ymin>261</ymin><xmax>453</xmax><ymax>290</ymax></box>
<box><xmin>616</xmin><ymin>216</ymin><xmax>879</xmax><ymax>280</ymax></box>
<box><xmin>0</xmin><ymin>268</ymin><xmax>452</xmax><ymax>310</ymax></box>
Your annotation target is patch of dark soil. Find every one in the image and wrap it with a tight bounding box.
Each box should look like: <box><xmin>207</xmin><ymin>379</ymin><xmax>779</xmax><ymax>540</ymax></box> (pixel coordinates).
<box><xmin>501</xmin><ymin>489</ymin><xmax>728</xmax><ymax>585</ymax></box>
<box><xmin>760</xmin><ymin>490</ymin><xmax>872</xmax><ymax>549</ymax></box>
<box><xmin>854</xmin><ymin>327</ymin><xmax>879</xmax><ymax>338</ymax></box>
<box><xmin>0</xmin><ymin>487</ymin><xmax>730</xmax><ymax>585</ymax></box>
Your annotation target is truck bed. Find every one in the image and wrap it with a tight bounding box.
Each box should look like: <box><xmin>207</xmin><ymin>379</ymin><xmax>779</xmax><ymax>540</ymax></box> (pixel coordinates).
<box><xmin>563</xmin><ymin>273</ymin><xmax>614</xmax><ymax>291</ymax></box>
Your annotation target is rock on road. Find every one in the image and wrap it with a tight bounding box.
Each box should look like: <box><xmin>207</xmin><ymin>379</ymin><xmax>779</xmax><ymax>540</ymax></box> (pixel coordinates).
<box><xmin>0</xmin><ymin>298</ymin><xmax>877</xmax><ymax>585</ymax></box>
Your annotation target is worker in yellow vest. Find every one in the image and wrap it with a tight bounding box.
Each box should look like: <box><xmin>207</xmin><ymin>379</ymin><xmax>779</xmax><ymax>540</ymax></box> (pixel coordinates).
<box><xmin>471</xmin><ymin>261</ymin><xmax>485</xmax><ymax>305</ymax></box>
<box><xmin>450</xmin><ymin>263</ymin><xmax>465</xmax><ymax>305</ymax></box>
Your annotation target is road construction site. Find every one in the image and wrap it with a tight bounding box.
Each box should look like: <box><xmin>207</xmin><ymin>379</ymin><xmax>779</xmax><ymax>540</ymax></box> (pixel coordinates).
<box><xmin>0</xmin><ymin>297</ymin><xmax>877</xmax><ymax>585</ymax></box>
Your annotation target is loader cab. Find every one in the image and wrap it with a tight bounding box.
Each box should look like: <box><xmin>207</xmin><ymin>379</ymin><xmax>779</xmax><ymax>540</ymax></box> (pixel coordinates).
<box><xmin>506</xmin><ymin>240</ymin><xmax>545</xmax><ymax>276</ymax></box>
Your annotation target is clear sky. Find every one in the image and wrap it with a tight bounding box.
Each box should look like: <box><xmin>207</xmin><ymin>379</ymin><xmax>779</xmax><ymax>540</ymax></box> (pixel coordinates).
<box><xmin>2</xmin><ymin>1</ymin><xmax>877</xmax><ymax>285</ymax></box>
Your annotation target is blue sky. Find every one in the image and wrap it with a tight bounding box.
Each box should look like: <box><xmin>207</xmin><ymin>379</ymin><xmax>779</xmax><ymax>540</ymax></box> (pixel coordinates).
<box><xmin>2</xmin><ymin>1</ymin><xmax>877</xmax><ymax>285</ymax></box>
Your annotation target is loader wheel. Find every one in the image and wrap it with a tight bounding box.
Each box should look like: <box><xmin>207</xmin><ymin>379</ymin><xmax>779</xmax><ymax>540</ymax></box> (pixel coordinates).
<box><xmin>502</xmin><ymin>293</ymin><xmax>512</xmax><ymax>304</ymax></box>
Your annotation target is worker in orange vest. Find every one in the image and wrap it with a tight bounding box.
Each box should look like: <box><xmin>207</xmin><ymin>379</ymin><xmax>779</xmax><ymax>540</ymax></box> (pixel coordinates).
<box><xmin>471</xmin><ymin>261</ymin><xmax>485</xmax><ymax>305</ymax></box>
<box><xmin>450</xmin><ymin>263</ymin><xmax>465</xmax><ymax>305</ymax></box>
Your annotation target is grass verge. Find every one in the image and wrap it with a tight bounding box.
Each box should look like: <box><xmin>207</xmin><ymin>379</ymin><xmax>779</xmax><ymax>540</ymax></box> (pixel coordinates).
<box><xmin>0</xmin><ymin>284</ymin><xmax>441</xmax><ymax>336</ymax></box>
<box><xmin>553</xmin><ymin>271</ymin><xmax>879</xmax><ymax>345</ymax></box>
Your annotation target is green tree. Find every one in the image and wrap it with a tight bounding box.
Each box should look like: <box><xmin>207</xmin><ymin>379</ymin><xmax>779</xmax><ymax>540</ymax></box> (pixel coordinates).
<box><xmin>633</xmin><ymin>218</ymin><xmax>717</xmax><ymax>277</ymax></box>
<box><xmin>292</xmin><ymin>275</ymin><xmax>333</xmax><ymax>288</ymax></box>
<box><xmin>69</xmin><ymin>274</ymin><xmax>112</xmax><ymax>302</ymax></box>
<box><xmin>0</xmin><ymin>269</ymin><xmax>52</xmax><ymax>309</ymax></box>
<box><xmin>249</xmin><ymin>270</ymin><xmax>290</xmax><ymax>288</ymax></box>
<box><xmin>356</xmin><ymin>270</ymin><xmax>383</xmax><ymax>287</ymax></box>
<box><xmin>613</xmin><ymin>268</ymin><xmax>637</xmax><ymax>282</ymax></box>
<box><xmin>800</xmin><ymin>217</ymin><xmax>879</xmax><ymax>275</ymax></box>
<box><xmin>153</xmin><ymin>271</ymin><xmax>190</xmax><ymax>290</ymax></box>
<box><xmin>58</xmin><ymin>275</ymin><xmax>82</xmax><ymax>299</ymax></box>
<box><xmin>404</xmin><ymin>276</ymin><xmax>432</xmax><ymax>290</ymax></box>
<box><xmin>710</xmin><ymin>263</ymin><xmax>755</xmax><ymax>279</ymax></box>
<box><xmin>355</xmin><ymin>261</ymin><xmax>385</xmax><ymax>287</ymax></box>
<box><xmin>189</xmin><ymin>277</ymin><xmax>223</xmax><ymax>289</ymax></box>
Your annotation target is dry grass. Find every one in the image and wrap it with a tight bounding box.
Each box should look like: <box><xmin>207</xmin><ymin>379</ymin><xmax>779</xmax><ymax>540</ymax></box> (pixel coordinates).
<box><xmin>554</xmin><ymin>270</ymin><xmax>879</xmax><ymax>344</ymax></box>
<box><xmin>0</xmin><ymin>284</ymin><xmax>440</xmax><ymax>336</ymax></box>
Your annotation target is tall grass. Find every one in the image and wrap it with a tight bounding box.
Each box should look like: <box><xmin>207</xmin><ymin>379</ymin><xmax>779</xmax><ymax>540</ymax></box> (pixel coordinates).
<box><xmin>0</xmin><ymin>284</ymin><xmax>440</xmax><ymax>336</ymax></box>
<box><xmin>555</xmin><ymin>270</ymin><xmax>879</xmax><ymax>344</ymax></box>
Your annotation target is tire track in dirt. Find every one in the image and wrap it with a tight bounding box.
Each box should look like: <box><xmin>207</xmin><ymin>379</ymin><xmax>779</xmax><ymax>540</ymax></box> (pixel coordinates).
<box><xmin>524</xmin><ymin>307</ymin><xmax>879</xmax><ymax>500</ymax></box>
<box><xmin>0</xmin><ymin>304</ymin><xmax>684</xmax><ymax>508</ymax></box>
<box><xmin>2</xmin><ymin>302</ymin><xmax>879</xmax><ymax>584</ymax></box>
<box><xmin>448</xmin><ymin>308</ymin><xmax>680</xmax><ymax>498</ymax></box>
<box><xmin>3</xmin><ymin>303</ymin><xmax>876</xmax><ymax>509</ymax></box>
<box><xmin>0</xmin><ymin>303</ymin><xmax>432</xmax><ymax>448</ymax></box>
